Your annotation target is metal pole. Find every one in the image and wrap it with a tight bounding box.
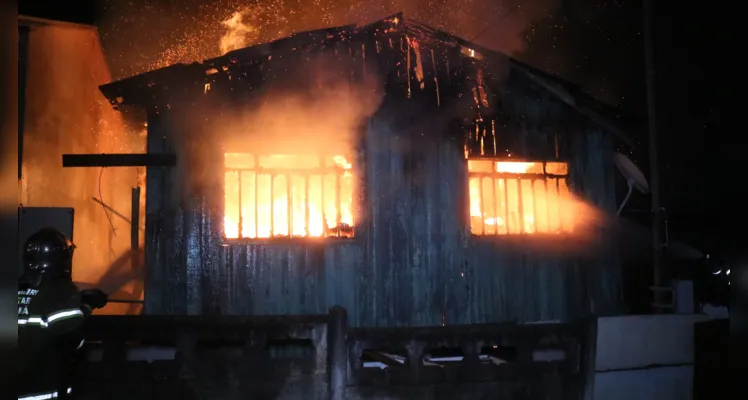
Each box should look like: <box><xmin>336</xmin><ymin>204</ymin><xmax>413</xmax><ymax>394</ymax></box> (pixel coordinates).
<box><xmin>643</xmin><ymin>0</ymin><xmax>666</xmax><ymax>312</ymax></box>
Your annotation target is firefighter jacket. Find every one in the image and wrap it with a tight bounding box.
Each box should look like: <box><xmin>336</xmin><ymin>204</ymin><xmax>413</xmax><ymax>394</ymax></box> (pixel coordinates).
<box><xmin>17</xmin><ymin>278</ymin><xmax>89</xmax><ymax>400</ymax></box>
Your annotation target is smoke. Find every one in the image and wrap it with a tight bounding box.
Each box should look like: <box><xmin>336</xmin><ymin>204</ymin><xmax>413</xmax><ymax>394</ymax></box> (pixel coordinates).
<box><xmin>512</xmin><ymin>194</ymin><xmax>612</xmax><ymax>257</ymax></box>
<box><xmin>221</xmin><ymin>54</ymin><xmax>383</xmax><ymax>156</ymax></box>
<box><xmin>163</xmin><ymin>51</ymin><xmax>384</xmax><ymax>205</ymax></box>
<box><xmin>97</xmin><ymin>0</ymin><xmax>561</xmax><ymax>80</ymax></box>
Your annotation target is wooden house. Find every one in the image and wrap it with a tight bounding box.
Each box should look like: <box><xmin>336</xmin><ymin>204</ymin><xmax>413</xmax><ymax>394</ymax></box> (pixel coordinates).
<box><xmin>99</xmin><ymin>14</ymin><xmax>632</xmax><ymax>326</ymax></box>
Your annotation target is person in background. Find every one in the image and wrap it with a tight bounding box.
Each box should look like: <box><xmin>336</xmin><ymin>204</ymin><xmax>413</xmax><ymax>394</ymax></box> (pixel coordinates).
<box><xmin>17</xmin><ymin>228</ymin><xmax>108</xmax><ymax>400</ymax></box>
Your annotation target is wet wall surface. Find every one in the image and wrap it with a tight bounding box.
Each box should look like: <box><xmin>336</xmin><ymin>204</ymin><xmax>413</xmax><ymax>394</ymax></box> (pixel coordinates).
<box><xmin>104</xmin><ymin>17</ymin><xmax>624</xmax><ymax>323</ymax></box>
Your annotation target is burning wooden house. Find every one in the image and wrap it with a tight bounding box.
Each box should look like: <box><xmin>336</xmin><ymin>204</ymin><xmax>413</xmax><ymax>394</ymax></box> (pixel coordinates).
<box><xmin>99</xmin><ymin>14</ymin><xmax>631</xmax><ymax>326</ymax></box>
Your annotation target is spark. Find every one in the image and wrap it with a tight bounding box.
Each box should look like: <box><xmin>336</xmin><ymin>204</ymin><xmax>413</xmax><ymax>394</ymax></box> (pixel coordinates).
<box><xmin>98</xmin><ymin>0</ymin><xmax>562</xmax><ymax>80</ymax></box>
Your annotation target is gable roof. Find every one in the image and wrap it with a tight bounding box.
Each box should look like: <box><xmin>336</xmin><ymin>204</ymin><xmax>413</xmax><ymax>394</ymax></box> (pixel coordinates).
<box><xmin>99</xmin><ymin>13</ymin><xmax>634</xmax><ymax>146</ymax></box>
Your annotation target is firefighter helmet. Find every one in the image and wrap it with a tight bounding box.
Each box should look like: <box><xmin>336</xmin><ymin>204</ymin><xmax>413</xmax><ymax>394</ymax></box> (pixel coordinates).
<box><xmin>22</xmin><ymin>228</ymin><xmax>75</xmax><ymax>278</ymax></box>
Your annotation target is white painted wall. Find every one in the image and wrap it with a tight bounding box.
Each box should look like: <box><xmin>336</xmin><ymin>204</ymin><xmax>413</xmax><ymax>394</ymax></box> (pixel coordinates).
<box><xmin>595</xmin><ymin>366</ymin><xmax>693</xmax><ymax>400</ymax></box>
<box><xmin>593</xmin><ymin>314</ymin><xmax>719</xmax><ymax>400</ymax></box>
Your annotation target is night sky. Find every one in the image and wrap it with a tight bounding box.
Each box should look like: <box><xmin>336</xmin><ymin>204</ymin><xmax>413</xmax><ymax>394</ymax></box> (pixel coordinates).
<box><xmin>19</xmin><ymin>0</ymin><xmax>731</xmax><ymax>254</ymax></box>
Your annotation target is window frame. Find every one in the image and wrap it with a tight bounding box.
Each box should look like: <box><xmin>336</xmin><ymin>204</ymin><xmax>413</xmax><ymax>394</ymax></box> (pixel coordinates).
<box><xmin>222</xmin><ymin>152</ymin><xmax>358</xmax><ymax>243</ymax></box>
<box><xmin>466</xmin><ymin>157</ymin><xmax>573</xmax><ymax>237</ymax></box>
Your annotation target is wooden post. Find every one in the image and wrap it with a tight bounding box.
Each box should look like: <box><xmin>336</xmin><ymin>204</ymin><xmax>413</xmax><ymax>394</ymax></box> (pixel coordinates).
<box><xmin>328</xmin><ymin>306</ymin><xmax>348</xmax><ymax>400</ymax></box>
<box><xmin>406</xmin><ymin>341</ymin><xmax>425</xmax><ymax>385</ymax></box>
<box><xmin>129</xmin><ymin>187</ymin><xmax>142</xmax><ymax>314</ymax></box>
<box><xmin>18</xmin><ymin>26</ymin><xmax>29</xmax><ymax>181</ymax></box>
<box><xmin>131</xmin><ymin>187</ymin><xmax>140</xmax><ymax>254</ymax></box>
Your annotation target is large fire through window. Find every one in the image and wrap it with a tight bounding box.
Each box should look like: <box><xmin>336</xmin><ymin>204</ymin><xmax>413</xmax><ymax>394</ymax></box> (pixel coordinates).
<box><xmin>468</xmin><ymin>160</ymin><xmax>573</xmax><ymax>235</ymax></box>
<box><xmin>224</xmin><ymin>153</ymin><xmax>355</xmax><ymax>239</ymax></box>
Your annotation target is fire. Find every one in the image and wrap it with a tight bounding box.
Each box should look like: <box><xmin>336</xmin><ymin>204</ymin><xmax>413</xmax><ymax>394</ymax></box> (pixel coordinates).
<box><xmin>468</xmin><ymin>160</ymin><xmax>575</xmax><ymax>235</ymax></box>
<box><xmin>224</xmin><ymin>153</ymin><xmax>355</xmax><ymax>239</ymax></box>
<box><xmin>219</xmin><ymin>8</ymin><xmax>259</xmax><ymax>55</ymax></box>
<box><xmin>496</xmin><ymin>161</ymin><xmax>536</xmax><ymax>174</ymax></box>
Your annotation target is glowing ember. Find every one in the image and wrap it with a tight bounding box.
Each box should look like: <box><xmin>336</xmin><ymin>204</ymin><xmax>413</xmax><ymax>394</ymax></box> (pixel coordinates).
<box><xmin>100</xmin><ymin>1</ymin><xmax>559</xmax><ymax>81</ymax></box>
<box><xmin>409</xmin><ymin>37</ymin><xmax>425</xmax><ymax>90</ymax></box>
<box><xmin>467</xmin><ymin>160</ymin><xmax>575</xmax><ymax>235</ymax></box>
<box><xmin>224</xmin><ymin>153</ymin><xmax>355</xmax><ymax>239</ymax></box>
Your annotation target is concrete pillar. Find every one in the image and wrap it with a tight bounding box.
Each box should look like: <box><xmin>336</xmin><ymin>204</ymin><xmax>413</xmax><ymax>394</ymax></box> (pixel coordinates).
<box><xmin>328</xmin><ymin>306</ymin><xmax>348</xmax><ymax>400</ymax></box>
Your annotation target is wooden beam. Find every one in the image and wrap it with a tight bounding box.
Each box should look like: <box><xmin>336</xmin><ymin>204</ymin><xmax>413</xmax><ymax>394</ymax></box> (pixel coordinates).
<box><xmin>131</xmin><ymin>187</ymin><xmax>140</xmax><ymax>252</ymax></box>
<box><xmin>62</xmin><ymin>153</ymin><xmax>176</xmax><ymax>168</ymax></box>
<box><xmin>129</xmin><ymin>186</ymin><xmax>142</xmax><ymax>315</ymax></box>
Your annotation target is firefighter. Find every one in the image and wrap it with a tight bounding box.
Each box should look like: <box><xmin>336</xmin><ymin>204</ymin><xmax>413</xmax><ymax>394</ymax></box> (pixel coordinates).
<box><xmin>17</xmin><ymin>227</ymin><xmax>108</xmax><ymax>400</ymax></box>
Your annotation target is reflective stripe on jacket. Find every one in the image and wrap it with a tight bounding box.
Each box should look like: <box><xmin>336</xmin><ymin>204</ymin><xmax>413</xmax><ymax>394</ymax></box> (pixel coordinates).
<box><xmin>18</xmin><ymin>278</ymin><xmax>86</xmax><ymax>398</ymax></box>
<box><xmin>18</xmin><ymin>308</ymin><xmax>85</xmax><ymax>327</ymax></box>
<box><xmin>18</xmin><ymin>387</ymin><xmax>72</xmax><ymax>400</ymax></box>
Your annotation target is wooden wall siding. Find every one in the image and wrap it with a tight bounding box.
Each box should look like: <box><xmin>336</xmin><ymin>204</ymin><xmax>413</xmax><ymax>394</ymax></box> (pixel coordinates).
<box><xmin>357</xmin><ymin>116</ymin><xmax>468</xmax><ymax>327</ymax></box>
<box><xmin>465</xmin><ymin>122</ymin><xmax>624</xmax><ymax>324</ymax></box>
<box><xmin>144</xmin><ymin>107</ymin><xmax>225</xmax><ymax>316</ymax></box>
<box><xmin>569</xmin><ymin>125</ymin><xmax>623</xmax><ymax>315</ymax></box>
<box><xmin>139</xmin><ymin>21</ymin><xmax>623</xmax><ymax>323</ymax></box>
<box><xmin>144</xmin><ymin>109</ymin><xmax>186</xmax><ymax>314</ymax></box>
<box><xmin>144</xmin><ymin>105</ymin><xmax>622</xmax><ymax>324</ymax></box>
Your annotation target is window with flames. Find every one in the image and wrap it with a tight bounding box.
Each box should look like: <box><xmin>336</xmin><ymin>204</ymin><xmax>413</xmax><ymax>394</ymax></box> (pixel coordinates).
<box><xmin>224</xmin><ymin>153</ymin><xmax>355</xmax><ymax>239</ymax></box>
<box><xmin>468</xmin><ymin>159</ymin><xmax>574</xmax><ymax>235</ymax></box>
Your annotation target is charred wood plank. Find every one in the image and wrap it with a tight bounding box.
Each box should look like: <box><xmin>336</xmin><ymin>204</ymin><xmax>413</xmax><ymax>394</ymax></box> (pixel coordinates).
<box><xmin>62</xmin><ymin>153</ymin><xmax>176</xmax><ymax>167</ymax></box>
<box><xmin>128</xmin><ymin>187</ymin><xmax>142</xmax><ymax>314</ymax></box>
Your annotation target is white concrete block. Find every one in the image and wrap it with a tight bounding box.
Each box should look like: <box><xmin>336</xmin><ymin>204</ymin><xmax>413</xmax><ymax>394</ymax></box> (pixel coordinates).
<box><xmin>595</xmin><ymin>314</ymin><xmax>710</xmax><ymax>371</ymax></box>
<box><xmin>594</xmin><ymin>366</ymin><xmax>693</xmax><ymax>400</ymax></box>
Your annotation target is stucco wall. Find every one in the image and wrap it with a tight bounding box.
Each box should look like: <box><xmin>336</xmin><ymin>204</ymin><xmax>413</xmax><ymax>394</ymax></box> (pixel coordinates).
<box><xmin>19</xmin><ymin>17</ymin><xmax>145</xmax><ymax>314</ymax></box>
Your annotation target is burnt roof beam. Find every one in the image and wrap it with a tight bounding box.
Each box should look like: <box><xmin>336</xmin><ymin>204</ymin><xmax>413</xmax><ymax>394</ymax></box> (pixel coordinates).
<box><xmin>62</xmin><ymin>153</ymin><xmax>176</xmax><ymax>168</ymax></box>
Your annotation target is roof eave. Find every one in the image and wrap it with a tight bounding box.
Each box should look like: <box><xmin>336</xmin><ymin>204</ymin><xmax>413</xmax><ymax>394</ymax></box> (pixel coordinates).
<box><xmin>18</xmin><ymin>15</ymin><xmax>98</xmax><ymax>31</ymax></box>
<box><xmin>99</xmin><ymin>62</ymin><xmax>206</xmax><ymax>108</ymax></box>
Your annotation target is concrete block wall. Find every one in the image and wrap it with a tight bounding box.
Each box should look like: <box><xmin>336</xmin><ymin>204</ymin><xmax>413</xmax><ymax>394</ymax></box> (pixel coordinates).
<box><xmin>593</xmin><ymin>314</ymin><xmax>719</xmax><ymax>400</ymax></box>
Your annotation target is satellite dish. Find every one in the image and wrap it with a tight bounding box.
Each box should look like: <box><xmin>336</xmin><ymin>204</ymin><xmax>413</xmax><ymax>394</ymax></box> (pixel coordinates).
<box><xmin>614</xmin><ymin>152</ymin><xmax>650</xmax><ymax>216</ymax></box>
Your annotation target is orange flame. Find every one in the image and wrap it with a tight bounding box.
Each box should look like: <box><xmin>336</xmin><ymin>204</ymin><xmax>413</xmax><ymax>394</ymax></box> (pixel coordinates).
<box><xmin>219</xmin><ymin>8</ymin><xmax>259</xmax><ymax>55</ymax></box>
<box><xmin>468</xmin><ymin>160</ymin><xmax>579</xmax><ymax>235</ymax></box>
<box><xmin>224</xmin><ymin>153</ymin><xmax>354</xmax><ymax>239</ymax></box>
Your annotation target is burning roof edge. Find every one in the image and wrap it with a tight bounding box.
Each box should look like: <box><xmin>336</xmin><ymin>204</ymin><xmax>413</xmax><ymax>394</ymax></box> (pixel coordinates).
<box><xmin>99</xmin><ymin>13</ymin><xmax>633</xmax><ymax>146</ymax></box>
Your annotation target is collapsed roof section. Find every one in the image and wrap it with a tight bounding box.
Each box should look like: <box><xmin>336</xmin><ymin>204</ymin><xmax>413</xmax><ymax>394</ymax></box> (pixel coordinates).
<box><xmin>99</xmin><ymin>13</ymin><xmax>633</xmax><ymax>146</ymax></box>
